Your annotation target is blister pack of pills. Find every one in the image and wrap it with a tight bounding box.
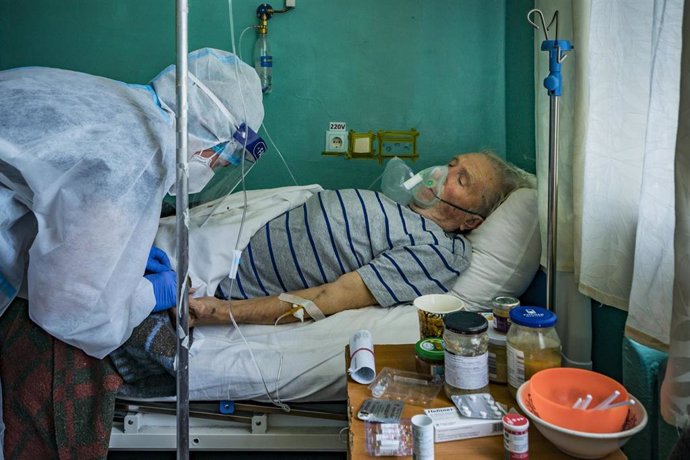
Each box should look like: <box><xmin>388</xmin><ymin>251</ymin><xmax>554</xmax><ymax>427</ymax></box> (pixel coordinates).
<box><xmin>357</xmin><ymin>398</ymin><xmax>404</xmax><ymax>423</ymax></box>
<box><xmin>450</xmin><ymin>393</ymin><xmax>506</xmax><ymax>420</ymax></box>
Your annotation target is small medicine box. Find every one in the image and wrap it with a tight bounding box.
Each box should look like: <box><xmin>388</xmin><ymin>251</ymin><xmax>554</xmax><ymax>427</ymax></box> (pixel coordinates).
<box><xmin>423</xmin><ymin>406</ymin><xmax>503</xmax><ymax>443</ymax></box>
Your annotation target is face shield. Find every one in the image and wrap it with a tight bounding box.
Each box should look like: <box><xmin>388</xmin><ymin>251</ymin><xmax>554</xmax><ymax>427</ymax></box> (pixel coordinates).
<box><xmin>150</xmin><ymin>48</ymin><xmax>265</xmax><ymax>196</ymax></box>
<box><xmin>187</xmin><ymin>121</ymin><xmax>267</xmax><ymax>194</ymax></box>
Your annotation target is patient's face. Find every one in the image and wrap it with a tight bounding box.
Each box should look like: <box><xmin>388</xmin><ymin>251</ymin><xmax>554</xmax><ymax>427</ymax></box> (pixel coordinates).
<box><xmin>444</xmin><ymin>153</ymin><xmax>498</xmax><ymax>214</ymax></box>
<box><xmin>413</xmin><ymin>153</ymin><xmax>499</xmax><ymax>232</ymax></box>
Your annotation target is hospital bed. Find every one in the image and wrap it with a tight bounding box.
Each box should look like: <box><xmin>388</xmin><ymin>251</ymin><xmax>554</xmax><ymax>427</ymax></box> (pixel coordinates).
<box><xmin>108</xmin><ymin>184</ymin><xmax>541</xmax><ymax>452</ymax></box>
<box><xmin>109</xmin><ymin>305</ymin><xmax>418</xmax><ymax>452</ymax></box>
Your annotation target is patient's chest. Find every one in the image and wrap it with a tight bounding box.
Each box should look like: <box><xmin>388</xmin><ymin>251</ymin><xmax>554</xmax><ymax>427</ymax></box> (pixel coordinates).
<box><xmin>230</xmin><ymin>189</ymin><xmax>463</xmax><ymax>298</ymax></box>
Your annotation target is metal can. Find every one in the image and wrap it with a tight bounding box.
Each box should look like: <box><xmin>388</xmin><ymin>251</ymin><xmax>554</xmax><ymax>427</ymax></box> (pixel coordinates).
<box><xmin>503</xmin><ymin>413</ymin><xmax>529</xmax><ymax>459</ymax></box>
<box><xmin>442</xmin><ymin>311</ymin><xmax>489</xmax><ymax>397</ymax></box>
<box><xmin>492</xmin><ymin>296</ymin><xmax>520</xmax><ymax>333</ymax></box>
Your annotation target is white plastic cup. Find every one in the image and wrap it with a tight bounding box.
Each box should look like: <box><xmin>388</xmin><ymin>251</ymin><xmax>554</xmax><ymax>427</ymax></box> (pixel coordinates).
<box><xmin>414</xmin><ymin>294</ymin><xmax>465</xmax><ymax>339</ymax></box>
<box><xmin>411</xmin><ymin>414</ymin><xmax>434</xmax><ymax>460</ymax></box>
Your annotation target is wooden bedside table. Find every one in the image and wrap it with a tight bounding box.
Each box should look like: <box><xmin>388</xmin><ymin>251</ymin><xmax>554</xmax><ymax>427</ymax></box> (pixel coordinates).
<box><xmin>346</xmin><ymin>344</ymin><xmax>626</xmax><ymax>459</ymax></box>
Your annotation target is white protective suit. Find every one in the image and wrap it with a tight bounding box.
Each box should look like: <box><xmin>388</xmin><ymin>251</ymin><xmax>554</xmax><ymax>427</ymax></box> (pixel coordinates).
<box><xmin>0</xmin><ymin>48</ymin><xmax>263</xmax><ymax>359</ymax></box>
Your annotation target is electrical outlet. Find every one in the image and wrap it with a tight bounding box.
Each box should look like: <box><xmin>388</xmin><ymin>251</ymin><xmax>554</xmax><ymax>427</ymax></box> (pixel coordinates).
<box><xmin>325</xmin><ymin>130</ymin><xmax>347</xmax><ymax>153</ymax></box>
<box><xmin>285</xmin><ymin>0</ymin><xmax>296</xmax><ymax>7</ymax></box>
<box><xmin>324</xmin><ymin>122</ymin><xmax>347</xmax><ymax>153</ymax></box>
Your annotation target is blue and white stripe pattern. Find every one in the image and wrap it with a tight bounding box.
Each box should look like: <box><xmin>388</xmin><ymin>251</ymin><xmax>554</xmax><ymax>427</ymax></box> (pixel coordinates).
<box><xmin>222</xmin><ymin>189</ymin><xmax>471</xmax><ymax>307</ymax></box>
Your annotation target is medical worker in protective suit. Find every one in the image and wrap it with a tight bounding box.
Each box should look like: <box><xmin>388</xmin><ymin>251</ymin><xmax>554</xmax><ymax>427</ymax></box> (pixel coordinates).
<box><xmin>0</xmin><ymin>48</ymin><xmax>263</xmax><ymax>459</ymax></box>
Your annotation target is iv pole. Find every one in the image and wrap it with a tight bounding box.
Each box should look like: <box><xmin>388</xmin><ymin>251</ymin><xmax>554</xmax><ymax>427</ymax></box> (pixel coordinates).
<box><xmin>175</xmin><ymin>0</ymin><xmax>190</xmax><ymax>457</ymax></box>
<box><xmin>527</xmin><ymin>10</ymin><xmax>573</xmax><ymax>311</ymax></box>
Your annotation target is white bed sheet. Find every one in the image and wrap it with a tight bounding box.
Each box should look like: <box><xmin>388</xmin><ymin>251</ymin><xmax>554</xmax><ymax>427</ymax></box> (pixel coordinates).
<box><xmin>153</xmin><ymin>184</ymin><xmax>420</xmax><ymax>404</ymax></box>
<box><xmin>187</xmin><ymin>303</ymin><xmax>420</xmax><ymax>402</ymax></box>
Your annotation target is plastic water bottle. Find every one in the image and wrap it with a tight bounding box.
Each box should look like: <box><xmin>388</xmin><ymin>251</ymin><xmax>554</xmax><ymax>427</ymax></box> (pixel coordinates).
<box><xmin>254</xmin><ymin>34</ymin><xmax>272</xmax><ymax>94</ymax></box>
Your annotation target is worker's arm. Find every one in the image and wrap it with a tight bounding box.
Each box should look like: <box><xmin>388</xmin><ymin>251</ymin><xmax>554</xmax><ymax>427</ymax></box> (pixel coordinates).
<box><xmin>188</xmin><ymin>270</ymin><xmax>377</xmax><ymax>326</ymax></box>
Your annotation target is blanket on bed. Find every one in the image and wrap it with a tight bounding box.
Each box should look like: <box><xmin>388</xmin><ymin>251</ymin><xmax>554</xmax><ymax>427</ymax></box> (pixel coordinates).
<box><xmin>106</xmin><ymin>185</ymin><xmax>324</xmax><ymax>399</ymax></box>
<box><xmin>109</xmin><ymin>312</ymin><xmax>178</xmax><ymax>398</ymax></box>
<box><xmin>0</xmin><ymin>298</ymin><xmax>122</xmax><ymax>460</ymax></box>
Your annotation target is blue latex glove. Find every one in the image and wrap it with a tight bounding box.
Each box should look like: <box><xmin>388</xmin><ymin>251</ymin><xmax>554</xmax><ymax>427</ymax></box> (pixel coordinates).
<box><xmin>145</xmin><ymin>270</ymin><xmax>177</xmax><ymax>312</ymax></box>
<box><xmin>146</xmin><ymin>246</ymin><xmax>172</xmax><ymax>274</ymax></box>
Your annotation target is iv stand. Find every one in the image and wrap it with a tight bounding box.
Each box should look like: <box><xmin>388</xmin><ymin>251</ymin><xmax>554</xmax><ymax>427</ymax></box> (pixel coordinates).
<box><xmin>527</xmin><ymin>10</ymin><xmax>573</xmax><ymax>311</ymax></box>
<box><xmin>175</xmin><ymin>0</ymin><xmax>190</xmax><ymax>457</ymax></box>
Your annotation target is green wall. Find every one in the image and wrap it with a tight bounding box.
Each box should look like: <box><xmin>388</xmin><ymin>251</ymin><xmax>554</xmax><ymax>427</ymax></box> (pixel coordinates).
<box><xmin>0</xmin><ymin>0</ymin><xmax>534</xmax><ymax>192</ymax></box>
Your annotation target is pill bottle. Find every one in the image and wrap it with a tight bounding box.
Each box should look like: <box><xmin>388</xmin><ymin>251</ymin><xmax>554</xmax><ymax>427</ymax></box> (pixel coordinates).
<box><xmin>506</xmin><ymin>306</ymin><xmax>562</xmax><ymax>399</ymax></box>
<box><xmin>443</xmin><ymin>311</ymin><xmax>489</xmax><ymax>397</ymax></box>
<box><xmin>503</xmin><ymin>413</ymin><xmax>529</xmax><ymax>460</ymax></box>
<box><xmin>414</xmin><ymin>337</ymin><xmax>445</xmax><ymax>382</ymax></box>
<box><xmin>492</xmin><ymin>296</ymin><xmax>520</xmax><ymax>333</ymax></box>
<box><xmin>488</xmin><ymin>326</ymin><xmax>508</xmax><ymax>384</ymax></box>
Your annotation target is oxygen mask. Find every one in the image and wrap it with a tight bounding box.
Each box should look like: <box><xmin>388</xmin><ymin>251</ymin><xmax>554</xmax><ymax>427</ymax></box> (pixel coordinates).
<box><xmin>381</xmin><ymin>157</ymin><xmax>449</xmax><ymax>208</ymax></box>
<box><xmin>405</xmin><ymin>165</ymin><xmax>449</xmax><ymax>208</ymax></box>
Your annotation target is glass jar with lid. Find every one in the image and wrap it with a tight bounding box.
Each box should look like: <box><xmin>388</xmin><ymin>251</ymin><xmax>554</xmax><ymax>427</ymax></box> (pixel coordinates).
<box><xmin>487</xmin><ymin>326</ymin><xmax>508</xmax><ymax>384</ymax></box>
<box><xmin>492</xmin><ymin>296</ymin><xmax>520</xmax><ymax>333</ymax></box>
<box><xmin>506</xmin><ymin>306</ymin><xmax>562</xmax><ymax>399</ymax></box>
<box><xmin>443</xmin><ymin>311</ymin><xmax>490</xmax><ymax>398</ymax></box>
<box><xmin>414</xmin><ymin>337</ymin><xmax>445</xmax><ymax>382</ymax></box>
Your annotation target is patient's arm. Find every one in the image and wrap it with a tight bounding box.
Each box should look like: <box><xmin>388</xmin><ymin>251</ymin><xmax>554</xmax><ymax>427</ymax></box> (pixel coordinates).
<box><xmin>188</xmin><ymin>271</ymin><xmax>376</xmax><ymax>326</ymax></box>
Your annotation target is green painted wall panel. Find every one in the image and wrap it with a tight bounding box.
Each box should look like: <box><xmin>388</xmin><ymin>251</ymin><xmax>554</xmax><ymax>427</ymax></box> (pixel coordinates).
<box><xmin>505</xmin><ymin>0</ymin><xmax>536</xmax><ymax>172</ymax></box>
<box><xmin>0</xmin><ymin>0</ymin><xmax>534</xmax><ymax>192</ymax></box>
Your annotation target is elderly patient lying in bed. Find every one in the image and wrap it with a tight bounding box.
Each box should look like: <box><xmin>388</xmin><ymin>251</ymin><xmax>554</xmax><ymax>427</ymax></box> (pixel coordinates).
<box><xmin>110</xmin><ymin>151</ymin><xmax>536</xmax><ymax>398</ymax></box>
<box><xmin>187</xmin><ymin>152</ymin><xmax>534</xmax><ymax>327</ymax></box>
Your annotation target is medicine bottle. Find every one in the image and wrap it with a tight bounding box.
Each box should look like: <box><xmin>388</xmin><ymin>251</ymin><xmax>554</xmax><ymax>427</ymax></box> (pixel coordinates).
<box><xmin>492</xmin><ymin>296</ymin><xmax>520</xmax><ymax>333</ymax></box>
<box><xmin>414</xmin><ymin>338</ymin><xmax>445</xmax><ymax>382</ymax></box>
<box><xmin>487</xmin><ymin>326</ymin><xmax>508</xmax><ymax>384</ymax></box>
<box><xmin>503</xmin><ymin>413</ymin><xmax>529</xmax><ymax>459</ymax></box>
<box><xmin>443</xmin><ymin>311</ymin><xmax>489</xmax><ymax>397</ymax></box>
<box><xmin>506</xmin><ymin>306</ymin><xmax>562</xmax><ymax>399</ymax></box>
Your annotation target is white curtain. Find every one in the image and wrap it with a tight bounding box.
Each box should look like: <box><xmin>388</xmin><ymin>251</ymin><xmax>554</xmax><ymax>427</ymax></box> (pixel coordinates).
<box><xmin>661</xmin><ymin>5</ymin><xmax>690</xmax><ymax>429</ymax></box>
<box><xmin>534</xmin><ymin>0</ymin><xmax>689</xmax><ymax>427</ymax></box>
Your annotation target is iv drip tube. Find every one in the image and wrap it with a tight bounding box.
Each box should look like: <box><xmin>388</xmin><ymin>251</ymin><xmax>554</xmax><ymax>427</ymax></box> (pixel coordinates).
<box><xmin>175</xmin><ymin>0</ymin><xmax>190</xmax><ymax>457</ymax></box>
<box><xmin>527</xmin><ymin>9</ymin><xmax>573</xmax><ymax>311</ymax></box>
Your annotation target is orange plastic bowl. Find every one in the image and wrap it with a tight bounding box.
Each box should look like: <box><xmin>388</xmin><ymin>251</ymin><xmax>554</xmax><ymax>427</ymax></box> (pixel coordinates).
<box><xmin>517</xmin><ymin>382</ymin><xmax>648</xmax><ymax>459</ymax></box>
<box><xmin>529</xmin><ymin>367</ymin><xmax>629</xmax><ymax>433</ymax></box>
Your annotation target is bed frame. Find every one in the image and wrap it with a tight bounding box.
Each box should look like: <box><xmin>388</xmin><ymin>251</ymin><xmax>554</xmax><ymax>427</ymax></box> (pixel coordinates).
<box><xmin>109</xmin><ymin>399</ymin><xmax>349</xmax><ymax>452</ymax></box>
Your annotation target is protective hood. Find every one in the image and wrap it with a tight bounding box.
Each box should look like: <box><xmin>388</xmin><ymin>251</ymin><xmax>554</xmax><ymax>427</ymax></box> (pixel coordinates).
<box><xmin>151</xmin><ymin>48</ymin><xmax>264</xmax><ymax>161</ymax></box>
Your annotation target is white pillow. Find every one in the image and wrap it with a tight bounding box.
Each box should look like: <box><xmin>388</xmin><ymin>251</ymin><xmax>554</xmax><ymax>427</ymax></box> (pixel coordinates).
<box><xmin>451</xmin><ymin>188</ymin><xmax>540</xmax><ymax>311</ymax></box>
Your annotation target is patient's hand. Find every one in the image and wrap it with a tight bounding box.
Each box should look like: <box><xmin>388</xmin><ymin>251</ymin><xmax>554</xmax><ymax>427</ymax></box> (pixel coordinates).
<box><xmin>188</xmin><ymin>295</ymin><xmax>228</xmax><ymax>326</ymax></box>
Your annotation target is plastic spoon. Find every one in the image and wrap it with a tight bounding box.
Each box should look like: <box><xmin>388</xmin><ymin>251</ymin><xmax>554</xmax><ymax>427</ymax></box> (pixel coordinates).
<box><xmin>599</xmin><ymin>398</ymin><xmax>636</xmax><ymax>410</ymax></box>
<box><xmin>593</xmin><ymin>390</ymin><xmax>621</xmax><ymax>410</ymax></box>
<box><xmin>580</xmin><ymin>394</ymin><xmax>593</xmax><ymax>410</ymax></box>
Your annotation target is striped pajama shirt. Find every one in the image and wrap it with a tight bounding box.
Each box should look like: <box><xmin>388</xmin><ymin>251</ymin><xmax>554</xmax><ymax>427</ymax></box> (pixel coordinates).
<box><xmin>219</xmin><ymin>189</ymin><xmax>471</xmax><ymax>307</ymax></box>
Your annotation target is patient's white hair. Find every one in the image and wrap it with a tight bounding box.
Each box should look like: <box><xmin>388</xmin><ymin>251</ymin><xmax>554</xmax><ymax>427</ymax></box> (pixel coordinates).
<box><xmin>475</xmin><ymin>151</ymin><xmax>536</xmax><ymax>217</ymax></box>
